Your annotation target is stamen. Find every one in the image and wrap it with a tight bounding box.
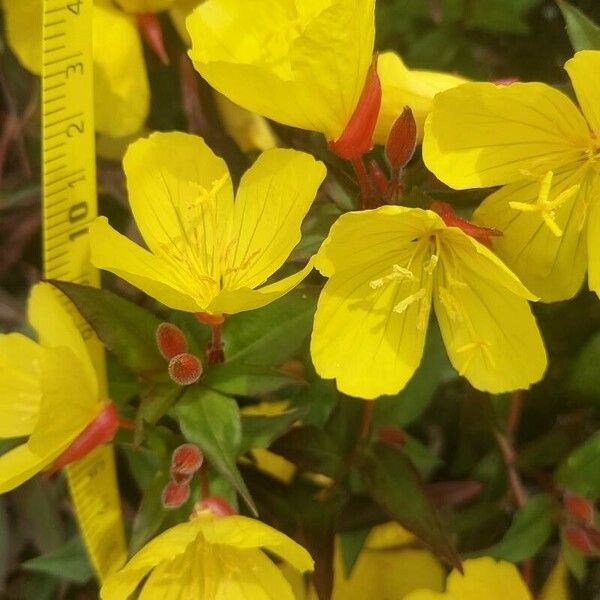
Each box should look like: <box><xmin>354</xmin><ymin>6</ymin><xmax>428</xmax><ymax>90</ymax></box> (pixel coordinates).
<box><xmin>424</xmin><ymin>254</ymin><xmax>439</xmax><ymax>274</ymax></box>
<box><xmin>370</xmin><ymin>264</ymin><xmax>415</xmax><ymax>289</ymax></box>
<box><xmin>393</xmin><ymin>288</ymin><xmax>426</xmax><ymax>314</ymax></box>
<box><xmin>417</xmin><ymin>295</ymin><xmax>430</xmax><ymax>331</ymax></box>
<box><xmin>438</xmin><ymin>286</ymin><xmax>462</xmax><ymax>321</ymax></box>
<box><xmin>509</xmin><ymin>171</ymin><xmax>580</xmax><ymax>237</ymax></box>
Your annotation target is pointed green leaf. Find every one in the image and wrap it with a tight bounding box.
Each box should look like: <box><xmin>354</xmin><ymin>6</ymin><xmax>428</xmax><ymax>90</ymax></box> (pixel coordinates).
<box><xmin>359</xmin><ymin>442</ymin><xmax>461</xmax><ymax>569</ymax></box>
<box><xmin>557</xmin><ymin>1</ymin><xmax>600</xmax><ymax>50</ymax></box>
<box><xmin>173</xmin><ymin>387</ymin><xmax>257</xmax><ymax>514</ymax></box>
<box><xmin>49</xmin><ymin>280</ymin><xmax>164</xmax><ymax>378</ymax></box>
<box><xmin>556</xmin><ymin>432</ymin><xmax>600</xmax><ymax>499</ymax></box>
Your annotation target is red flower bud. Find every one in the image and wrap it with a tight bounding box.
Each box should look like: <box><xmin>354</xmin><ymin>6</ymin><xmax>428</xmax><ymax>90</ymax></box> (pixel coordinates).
<box><xmin>564</xmin><ymin>525</ymin><xmax>595</xmax><ymax>555</ymax></box>
<box><xmin>171</xmin><ymin>470</ymin><xmax>193</xmax><ymax>486</ymax></box>
<box><xmin>161</xmin><ymin>481</ymin><xmax>190</xmax><ymax>509</ymax></box>
<box><xmin>329</xmin><ymin>56</ymin><xmax>382</xmax><ymax>160</ymax></box>
<box><xmin>385</xmin><ymin>106</ymin><xmax>417</xmax><ymax>171</ymax></box>
<box><xmin>171</xmin><ymin>443</ymin><xmax>204</xmax><ymax>476</ymax></box>
<box><xmin>168</xmin><ymin>353</ymin><xmax>203</xmax><ymax>386</ymax></box>
<box><xmin>565</xmin><ymin>493</ymin><xmax>595</xmax><ymax>525</ymax></box>
<box><xmin>196</xmin><ymin>496</ymin><xmax>237</xmax><ymax>517</ymax></box>
<box><xmin>156</xmin><ymin>322</ymin><xmax>188</xmax><ymax>360</ymax></box>
<box><xmin>136</xmin><ymin>13</ymin><xmax>169</xmax><ymax>65</ymax></box>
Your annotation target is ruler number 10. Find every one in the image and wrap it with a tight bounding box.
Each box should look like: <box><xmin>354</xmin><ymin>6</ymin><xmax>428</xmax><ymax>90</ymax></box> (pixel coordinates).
<box><xmin>66</xmin><ymin>0</ymin><xmax>83</xmax><ymax>14</ymax></box>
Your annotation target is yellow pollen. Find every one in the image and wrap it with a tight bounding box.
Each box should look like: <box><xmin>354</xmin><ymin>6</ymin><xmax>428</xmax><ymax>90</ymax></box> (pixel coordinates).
<box><xmin>370</xmin><ymin>264</ymin><xmax>415</xmax><ymax>290</ymax></box>
<box><xmin>393</xmin><ymin>288</ymin><xmax>426</xmax><ymax>315</ymax></box>
<box><xmin>509</xmin><ymin>171</ymin><xmax>580</xmax><ymax>237</ymax></box>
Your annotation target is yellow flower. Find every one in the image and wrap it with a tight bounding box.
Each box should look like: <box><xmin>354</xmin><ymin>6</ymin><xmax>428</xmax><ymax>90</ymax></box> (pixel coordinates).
<box><xmin>283</xmin><ymin>523</ymin><xmax>444</xmax><ymax>600</ymax></box>
<box><xmin>0</xmin><ymin>283</ymin><xmax>104</xmax><ymax>493</ymax></box>
<box><xmin>310</xmin><ymin>206</ymin><xmax>547</xmax><ymax>399</ymax></box>
<box><xmin>100</xmin><ymin>511</ymin><xmax>313</xmax><ymax>599</ymax></box>
<box><xmin>423</xmin><ymin>50</ymin><xmax>600</xmax><ymax>302</ymax></box>
<box><xmin>2</xmin><ymin>0</ymin><xmax>150</xmax><ymax>137</ymax></box>
<box><xmin>403</xmin><ymin>557</ymin><xmax>531</xmax><ymax>600</ymax></box>
<box><xmin>374</xmin><ymin>52</ymin><xmax>467</xmax><ymax>144</ymax></box>
<box><xmin>90</xmin><ymin>132</ymin><xmax>325</xmax><ymax>316</ymax></box>
<box><xmin>186</xmin><ymin>0</ymin><xmax>376</xmax><ymax>142</ymax></box>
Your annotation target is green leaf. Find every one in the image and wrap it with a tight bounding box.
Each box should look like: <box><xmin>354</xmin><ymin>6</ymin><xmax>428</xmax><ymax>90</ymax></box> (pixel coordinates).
<box><xmin>239</xmin><ymin>407</ymin><xmax>308</xmax><ymax>455</ymax></box>
<box><xmin>203</xmin><ymin>362</ymin><xmax>303</xmax><ymax>397</ymax></box>
<box><xmin>557</xmin><ymin>1</ymin><xmax>600</xmax><ymax>51</ymax></box>
<box><xmin>466</xmin><ymin>0</ymin><xmax>543</xmax><ymax>35</ymax></box>
<box><xmin>22</xmin><ymin>536</ymin><xmax>93</xmax><ymax>584</ymax></box>
<box><xmin>220</xmin><ymin>290</ymin><xmax>316</xmax><ymax>367</ymax></box>
<box><xmin>50</xmin><ymin>281</ymin><xmax>164</xmax><ymax>378</ymax></box>
<box><xmin>556</xmin><ymin>432</ymin><xmax>600</xmax><ymax>499</ymax></box>
<box><xmin>359</xmin><ymin>442</ymin><xmax>461</xmax><ymax>569</ymax></box>
<box><xmin>473</xmin><ymin>494</ymin><xmax>554</xmax><ymax>562</ymax></box>
<box><xmin>173</xmin><ymin>387</ymin><xmax>257</xmax><ymax>514</ymax></box>
<box><xmin>569</xmin><ymin>331</ymin><xmax>600</xmax><ymax>402</ymax></box>
<box><xmin>339</xmin><ymin>528</ymin><xmax>370</xmax><ymax>578</ymax></box>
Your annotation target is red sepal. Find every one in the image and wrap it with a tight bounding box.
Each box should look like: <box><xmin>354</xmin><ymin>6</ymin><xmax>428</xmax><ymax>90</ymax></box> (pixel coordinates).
<box><xmin>137</xmin><ymin>13</ymin><xmax>169</xmax><ymax>65</ymax></box>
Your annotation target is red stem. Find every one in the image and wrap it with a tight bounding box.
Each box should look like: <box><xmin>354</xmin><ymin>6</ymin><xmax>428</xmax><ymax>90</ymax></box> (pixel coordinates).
<box><xmin>351</xmin><ymin>157</ymin><xmax>374</xmax><ymax>210</ymax></box>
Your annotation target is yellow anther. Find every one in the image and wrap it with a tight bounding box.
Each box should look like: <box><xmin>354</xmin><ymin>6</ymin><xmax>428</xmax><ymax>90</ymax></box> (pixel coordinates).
<box><xmin>370</xmin><ymin>264</ymin><xmax>415</xmax><ymax>290</ymax></box>
<box><xmin>509</xmin><ymin>171</ymin><xmax>580</xmax><ymax>237</ymax></box>
<box><xmin>424</xmin><ymin>254</ymin><xmax>439</xmax><ymax>274</ymax></box>
<box><xmin>393</xmin><ymin>288</ymin><xmax>426</xmax><ymax>315</ymax></box>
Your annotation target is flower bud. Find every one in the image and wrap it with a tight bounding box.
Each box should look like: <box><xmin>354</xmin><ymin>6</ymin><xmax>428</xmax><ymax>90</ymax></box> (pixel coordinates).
<box><xmin>329</xmin><ymin>56</ymin><xmax>382</xmax><ymax>160</ymax></box>
<box><xmin>565</xmin><ymin>493</ymin><xmax>595</xmax><ymax>525</ymax></box>
<box><xmin>171</xmin><ymin>443</ymin><xmax>204</xmax><ymax>476</ymax></box>
<box><xmin>168</xmin><ymin>353</ymin><xmax>203</xmax><ymax>385</ymax></box>
<box><xmin>171</xmin><ymin>470</ymin><xmax>193</xmax><ymax>486</ymax></box>
<box><xmin>385</xmin><ymin>106</ymin><xmax>417</xmax><ymax>171</ymax></box>
<box><xmin>564</xmin><ymin>525</ymin><xmax>594</xmax><ymax>555</ymax></box>
<box><xmin>156</xmin><ymin>322</ymin><xmax>188</xmax><ymax>360</ymax></box>
<box><xmin>161</xmin><ymin>481</ymin><xmax>190</xmax><ymax>509</ymax></box>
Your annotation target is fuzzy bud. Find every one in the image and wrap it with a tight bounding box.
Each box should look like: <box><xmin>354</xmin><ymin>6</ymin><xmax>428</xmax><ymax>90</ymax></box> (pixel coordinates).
<box><xmin>565</xmin><ymin>493</ymin><xmax>595</xmax><ymax>525</ymax></box>
<box><xmin>161</xmin><ymin>481</ymin><xmax>190</xmax><ymax>509</ymax></box>
<box><xmin>385</xmin><ymin>106</ymin><xmax>417</xmax><ymax>171</ymax></box>
<box><xmin>564</xmin><ymin>525</ymin><xmax>594</xmax><ymax>555</ymax></box>
<box><xmin>156</xmin><ymin>322</ymin><xmax>188</xmax><ymax>360</ymax></box>
<box><xmin>168</xmin><ymin>353</ymin><xmax>203</xmax><ymax>385</ymax></box>
<box><xmin>171</xmin><ymin>443</ymin><xmax>204</xmax><ymax>476</ymax></box>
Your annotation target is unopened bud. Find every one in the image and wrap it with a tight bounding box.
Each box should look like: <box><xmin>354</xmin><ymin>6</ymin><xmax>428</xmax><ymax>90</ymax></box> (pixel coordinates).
<box><xmin>136</xmin><ymin>13</ymin><xmax>169</xmax><ymax>65</ymax></box>
<box><xmin>564</xmin><ymin>525</ymin><xmax>594</xmax><ymax>555</ymax></box>
<box><xmin>196</xmin><ymin>495</ymin><xmax>237</xmax><ymax>517</ymax></box>
<box><xmin>171</xmin><ymin>470</ymin><xmax>193</xmax><ymax>486</ymax></box>
<box><xmin>385</xmin><ymin>106</ymin><xmax>417</xmax><ymax>171</ymax></box>
<box><xmin>329</xmin><ymin>56</ymin><xmax>382</xmax><ymax>160</ymax></box>
<box><xmin>156</xmin><ymin>322</ymin><xmax>188</xmax><ymax>360</ymax></box>
<box><xmin>161</xmin><ymin>481</ymin><xmax>190</xmax><ymax>509</ymax></box>
<box><xmin>168</xmin><ymin>353</ymin><xmax>203</xmax><ymax>385</ymax></box>
<box><xmin>171</xmin><ymin>443</ymin><xmax>204</xmax><ymax>476</ymax></box>
<box><xmin>565</xmin><ymin>493</ymin><xmax>595</xmax><ymax>525</ymax></box>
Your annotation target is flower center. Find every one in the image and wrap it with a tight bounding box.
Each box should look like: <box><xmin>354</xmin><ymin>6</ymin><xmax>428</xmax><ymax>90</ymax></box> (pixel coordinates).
<box><xmin>508</xmin><ymin>170</ymin><xmax>580</xmax><ymax>237</ymax></box>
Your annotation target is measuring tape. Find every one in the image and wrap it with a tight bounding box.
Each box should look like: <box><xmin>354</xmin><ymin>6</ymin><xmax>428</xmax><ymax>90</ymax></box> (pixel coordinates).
<box><xmin>41</xmin><ymin>0</ymin><xmax>126</xmax><ymax>581</ymax></box>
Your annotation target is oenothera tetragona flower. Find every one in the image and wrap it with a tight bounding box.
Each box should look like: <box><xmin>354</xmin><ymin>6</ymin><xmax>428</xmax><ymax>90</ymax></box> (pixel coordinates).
<box><xmin>423</xmin><ymin>50</ymin><xmax>600</xmax><ymax>302</ymax></box>
<box><xmin>404</xmin><ymin>557</ymin><xmax>532</xmax><ymax>600</ymax></box>
<box><xmin>89</xmin><ymin>132</ymin><xmax>326</xmax><ymax>316</ymax></box>
<box><xmin>310</xmin><ymin>207</ymin><xmax>547</xmax><ymax>399</ymax></box>
<box><xmin>100</xmin><ymin>504</ymin><xmax>313</xmax><ymax>599</ymax></box>
<box><xmin>0</xmin><ymin>283</ymin><xmax>120</xmax><ymax>493</ymax></box>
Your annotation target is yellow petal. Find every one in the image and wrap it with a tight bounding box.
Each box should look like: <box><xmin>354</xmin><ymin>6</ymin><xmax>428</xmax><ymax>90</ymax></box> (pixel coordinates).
<box><xmin>423</xmin><ymin>82</ymin><xmax>590</xmax><ymax>189</ymax></box>
<box><xmin>27</xmin><ymin>345</ymin><xmax>101</xmax><ymax>456</ymax></box>
<box><xmin>93</xmin><ymin>2</ymin><xmax>150</xmax><ymax>137</ymax></box>
<box><xmin>1</xmin><ymin>0</ymin><xmax>42</xmax><ymax>74</ymax></box>
<box><xmin>375</xmin><ymin>52</ymin><xmax>467</xmax><ymax>144</ymax></box>
<box><xmin>0</xmin><ymin>334</ymin><xmax>42</xmax><ymax>438</ymax></box>
<box><xmin>0</xmin><ymin>443</ymin><xmax>57</xmax><ymax>494</ymax></box>
<box><xmin>587</xmin><ymin>173</ymin><xmax>600</xmax><ymax>297</ymax></box>
<box><xmin>187</xmin><ymin>0</ymin><xmax>375</xmax><ymax>139</ymax></box>
<box><xmin>565</xmin><ymin>50</ymin><xmax>600</xmax><ymax>137</ymax></box>
<box><xmin>28</xmin><ymin>282</ymin><xmax>98</xmax><ymax>398</ymax></box>
<box><xmin>115</xmin><ymin>0</ymin><xmax>175</xmax><ymax>12</ymax></box>
<box><xmin>90</xmin><ymin>217</ymin><xmax>203</xmax><ymax>312</ymax></box>
<box><xmin>169</xmin><ymin>0</ymin><xmax>198</xmax><ymax>45</ymax></box>
<box><xmin>446</xmin><ymin>558</ymin><xmax>531</xmax><ymax>600</ymax></box>
<box><xmin>435</xmin><ymin>229</ymin><xmax>547</xmax><ymax>393</ymax></box>
<box><xmin>199</xmin><ymin>515</ymin><xmax>314</xmax><ymax>573</ymax></box>
<box><xmin>124</xmin><ymin>131</ymin><xmax>233</xmax><ymax>277</ymax></box>
<box><xmin>365</xmin><ymin>522</ymin><xmax>414</xmax><ymax>549</ymax></box>
<box><xmin>100</xmin><ymin>521</ymin><xmax>201</xmax><ymax>600</ymax></box>
<box><xmin>215</xmin><ymin>93</ymin><xmax>279</xmax><ymax>153</ymax></box>
<box><xmin>474</xmin><ymin>165</ymin><xmax>591</xmax><ymax>301</ymax></box>
<box><xmin>402</xmin><ymin>593</ymin><xmax>446</xmax><ymax>600</ymax></box>
<box><xmin>539</xmin><ymin>557</ymin><xmax>570</xmax><ymax>600</ymax></box>
<box><xmin>223</xmin><ymin>148</ymin><xmax>325</xmax><ymax>290</ymax></box>
<box><xmin>311</xmin><ymin>207</ymin><xmax>439</xmax><ymax>399</ymax></box>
